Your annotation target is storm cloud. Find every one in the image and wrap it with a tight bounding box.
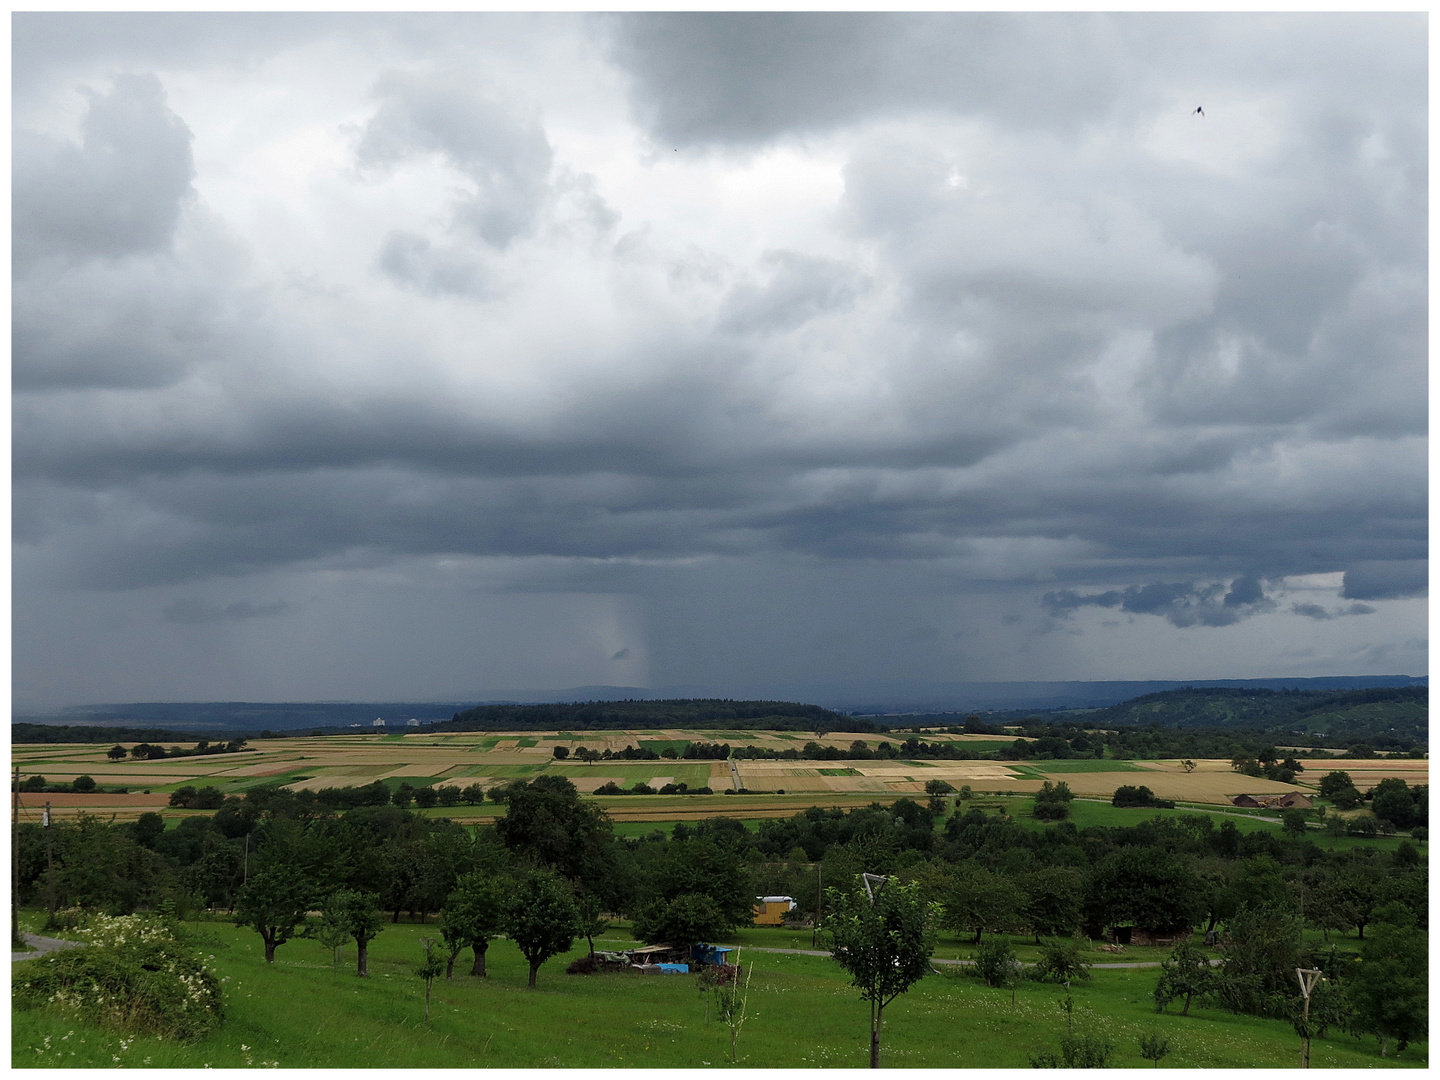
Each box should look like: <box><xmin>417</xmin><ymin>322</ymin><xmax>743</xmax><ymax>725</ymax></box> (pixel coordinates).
<box><xmin>11</xmin><ymin>14</ymin><xmax>1426</xmax><ymax>707</ymax></box>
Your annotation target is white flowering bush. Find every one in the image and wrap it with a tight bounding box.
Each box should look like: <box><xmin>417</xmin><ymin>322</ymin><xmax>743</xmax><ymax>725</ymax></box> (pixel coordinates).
<box><xmin>13</xmin><ymin>914</ymin><xmax>223</xmax><ymax>1039</ymax></box>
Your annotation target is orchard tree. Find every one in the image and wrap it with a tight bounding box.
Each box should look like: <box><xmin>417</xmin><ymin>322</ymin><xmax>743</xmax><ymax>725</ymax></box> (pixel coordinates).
<box><xmin>942</xmin><ymin>864</ymin><xmax>1024</xmax><ymax>944</ymax></box>
<box><xmin>505</xmin><ymin>870</ymin><xmax>577</xmax><ymax>989</ymax></box>
<box><xmin>1020</xmin><ymin>867</ymin><xmax>1085</xmax><ymax>943</ymax></box>
<box><xmin>1349</xmin><ymin>902</ymin><xmax>1427</xmax><ymax>1057</ymax></box>
<box><xmin>326</xmin><ymin>889</ymin><xmax>384</xmax><ymax>976</ymax></box>
<box><xmin>235</xmin><ymin>865</ymin><xmax>312</xmax><ymax>962</ymax></box>
<box><xmin>438</xmin><ymin>873</ymin><xmax>507</xmax><ymax>978</ymax></box>
<box><xmin>1153</xmin><ymin>939</ymin><xmax>1213</xmax><ymax>1016</ymax></box>
<box><xmin>827</xmin><ymin>876</ymin><xmax>936</xmax><ymax>1068</ymax></box>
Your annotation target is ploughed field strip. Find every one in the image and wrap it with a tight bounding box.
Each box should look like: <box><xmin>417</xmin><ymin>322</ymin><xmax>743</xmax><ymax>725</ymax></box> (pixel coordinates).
<box><xmin>12</xmin><ymin>729</ymin><xmax>1425</xmax><ymax>821</ymax></box>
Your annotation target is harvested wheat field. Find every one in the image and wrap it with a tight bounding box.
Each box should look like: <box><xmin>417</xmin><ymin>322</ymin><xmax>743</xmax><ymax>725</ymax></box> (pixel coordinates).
<box><xmin>1051</xmin><ymin>767</ymin><xmax>1301</xmax><ymax>803</ymax></box>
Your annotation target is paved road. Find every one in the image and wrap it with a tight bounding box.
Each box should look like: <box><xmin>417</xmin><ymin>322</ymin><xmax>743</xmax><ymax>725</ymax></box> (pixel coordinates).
<box><xmin>12</xmin><ymin>933</ymin><xmax>84</xmax><ymax>963</ymax></box>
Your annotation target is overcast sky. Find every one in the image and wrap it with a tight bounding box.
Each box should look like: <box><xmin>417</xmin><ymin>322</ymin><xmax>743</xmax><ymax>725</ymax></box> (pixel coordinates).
<box><xmin>12</xmin><ymin>13</ymin><xmax>1427</xmax><ymax>708</ymax></box>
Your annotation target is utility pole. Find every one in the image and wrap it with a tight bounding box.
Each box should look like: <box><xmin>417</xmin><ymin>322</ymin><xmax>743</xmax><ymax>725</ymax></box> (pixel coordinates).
<box><xmin>812</xmin><ymin>862</ymin><xmax>824</xmax><ymax>949</ymax></box>
<box><xmin>12</xmin><ymin>765</ymin><xmax>24</xmax><ymax>950</ymax></box>
<box><xmin>44</xmin><ymin>802</ymin><xmax>55</xmax><ymax>916</ymax></box>
<box><xmin>1297</xmin><ymin>967</ymin><xmax>1322</xmax><ymax>1068</ymax></box>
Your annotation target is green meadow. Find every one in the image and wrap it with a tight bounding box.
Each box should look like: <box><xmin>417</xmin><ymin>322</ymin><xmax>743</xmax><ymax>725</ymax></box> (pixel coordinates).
<box><xmin>12</xmin><ymin>913</ymin><xmax>1423</xmax><ymax>1069</ymax></box>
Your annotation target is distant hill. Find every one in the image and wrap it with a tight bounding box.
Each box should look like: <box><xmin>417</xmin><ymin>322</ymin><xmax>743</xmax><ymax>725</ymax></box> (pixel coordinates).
<box><xmin>435</xmin><ymin>698</ymin><xmax>869</xmax><ymax>734</ymax></box>
<box><xmin>1085</xmin><ymin>685</ymin><xmax>1428</xmax><ymax>745</ymax></box>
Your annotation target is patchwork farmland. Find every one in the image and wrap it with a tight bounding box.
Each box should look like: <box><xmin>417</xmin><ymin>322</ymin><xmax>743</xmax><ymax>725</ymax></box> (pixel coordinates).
<box><xmin>11</xmin><ymin>730</ymin><xmax>1426</xmax><ymax>823</ymax></box>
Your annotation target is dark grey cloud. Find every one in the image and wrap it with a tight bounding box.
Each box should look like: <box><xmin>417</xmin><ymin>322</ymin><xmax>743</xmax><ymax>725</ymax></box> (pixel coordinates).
<box><xmin>13</xmin><ymin>73</ymin><xmax>194</xmax><ymax>270</ymax></box>
<box><xmin>1291</xmin><ymin>601</ymin><xmax>1375</xmax><ymax>621</ymax></box>
<box><xmin>1342</xmin><ymin>560</ymin><xmax>1427</xmax><ymax>600</ymax></box>
<box><xmin>1043</xmin><ymin>577</ymin><xmax>1275</xmax><ymax>628</ymax></box>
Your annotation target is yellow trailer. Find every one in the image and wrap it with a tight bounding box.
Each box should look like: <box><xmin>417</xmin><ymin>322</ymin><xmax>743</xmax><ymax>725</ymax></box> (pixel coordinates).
<box><xmin>752</xmin><ymin>895</ymin><xmax>797</xmax><ymax>926</ymax></box>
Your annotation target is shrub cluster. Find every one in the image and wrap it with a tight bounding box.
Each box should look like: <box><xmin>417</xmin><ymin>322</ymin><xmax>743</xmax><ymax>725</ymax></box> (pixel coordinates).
<box><xmin>1112</xmin><ymin>785</ymin><xmax>1175</xmax><ymax>809</ymax></box>
<box><xmin>13</xmin><ymin>913</ymin><xmax>224</xmax><ymax>1040</ymax></box>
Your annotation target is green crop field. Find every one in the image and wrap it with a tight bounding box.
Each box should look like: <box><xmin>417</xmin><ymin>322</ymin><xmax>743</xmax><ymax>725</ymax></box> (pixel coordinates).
<box><xmin>12</xmin><ymin>913</ymin><xmax>1423</xmax><ymax>1069</ymax></box>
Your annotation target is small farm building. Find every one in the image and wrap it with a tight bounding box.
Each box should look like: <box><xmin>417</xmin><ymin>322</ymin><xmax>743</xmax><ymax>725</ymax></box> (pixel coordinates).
<box><xmin>753</xmin><ymin>896</ymin><xmax>797</xmax><ymax>925</ymax></box>
<box><xmin>1232</xmin><ymin>792</ymin><xmax>1314</xmax><ymax>810</ymax></box>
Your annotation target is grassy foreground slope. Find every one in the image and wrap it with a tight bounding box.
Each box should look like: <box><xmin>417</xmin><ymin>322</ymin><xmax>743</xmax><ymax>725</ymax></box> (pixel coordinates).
<box><xmin>12</xmin><ymin>915</ymin><xmax>1425</xmax><ymax>1069</ymax></box>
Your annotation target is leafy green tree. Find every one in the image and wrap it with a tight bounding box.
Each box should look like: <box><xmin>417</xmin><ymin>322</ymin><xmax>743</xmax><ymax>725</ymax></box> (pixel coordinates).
<box><xmin>132</xmin><ymin>812</ymin><xmax>166</xmax><ymax>850</ymax></box>
<box><xmin>1370</xmin><ymin>779</ymin><xmax>1421</xmax><ymax>830</ymax></box>
<box><xmin>633</xmin><ymin>892</ymin><xmax>726</xmax><ymax>946</ymax></box>
<box><xmin>438</xmin><ymin>873</ymin><xmax>506</xmax><ymax>978</ymax></box>
<box><xmin>106</xmin><ymin>745</ymin><xmax>127</xmax><ymax>761</ymax></box>
<box><xmin>573</xmin><ymin>889</ymin><xmax>611</xmax><ymax>957</ymax></box>
<box><xmin>1211</xmin><ymin>905</ymin><xmax>1302</xmax><ymax>1017</ymax></box>
<box><xmin>1021</xmin><ymin>867</ymin><xmax>1085</xmax><ymax>942</ymax></box>
<box><xmin>1086</xmin><ymin>846</ymin><xmax>1200</xmax><ymax>937</ymax></box>
<box><xmin>325</xmin><ymin>888</ymin><xmax>384</xmax><ymax>976</ymax></box>
<box><xmin>1153</xmin><ymin>938</ymin><xmax>1213</xmax><ymax>1015</ymax></box>
<box><xmin>1138</xmin><ymin>1032</ymin><xmax>1171</xmax><ymax>1065</ymax></box>
<box><xmin>633</xmin><ymin>837</ymin><xmax>752</xmax><ymax>943</ymax></box>
<box><xmin>413</xmin><ymin>786</ymin><xmax>438</xmax><ymax>810</ymax></box>
<box><xmin>1348</xmin><ymin>902</ymin><xmax>1427</xmax><ymax>1057</ymax></box>
<box><xmin>505</xmin><ymin>870</ymin><xmax>577</xmax><ymax>989</ymax></box>
<box><xmin>1318</xmin><ymin>771</ymin><xmax>1362</xmax><ymax>809</ymax></box>
<box><xmin>234</xmin><ymin>865</ymin><xmax>312</xmax><ymax>963</ymax></box>
<box><xmin>942</xmin><ymin>864</ymin><xmax>1024</xmax><ymax>944</ymax></box>
<box><xmin>495</xmin><ymin>776</ymin><xmax>629</xmax><ymax>909</ymax></box>
<box><xmin>459</xmin><ymin>783</ymin><xmax>485</xmax><ymax>805</ymax></box>
<box><xmin>1032</xmin><ymin>781</ymin><xmax>1074</xmax><ymax>821</ymax></box>
<box><xmin>827</xmin><ymin>877</ymin><xmax>936</xmax><ymax>1068</ymax></box>
<box><xmin>308</xmin><ymin>894</ymin><xmax>352</xmax><ymax>971</ymax></box>
<box><xmin>1281</xmin><ymin>809</ymin><xmax>1308</xmax><ymax>837</ymax></box>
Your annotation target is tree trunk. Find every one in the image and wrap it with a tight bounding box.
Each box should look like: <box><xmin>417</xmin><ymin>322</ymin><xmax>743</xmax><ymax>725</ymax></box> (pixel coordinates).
<box><xmin>392</xmin><ymin>907</ymin><xmax>401</xmax><ymax>924</ymax></box>
<box><xmin>357</xmin><ymin>939</ymin><xmax>369</xmax><ymax>977</ymax></box>
<box><xmin>870</xmin><ymin>1000</ymin><xmax>882</xmax><ymax>1068</ymax></box>
<box><xmin>424</xmin><ymin>981</ymin><xmax>432</xmax><ymax>1021</ymax></box>
<box><xmin>471</xmin><ymin>940</ymin><xmax>488</xmax><ymax>977</ymax></box>
<box><xmin>1380</xmin><ymin>1036</ymin><xmax>1389</xmax><ymax>1058</ymax></box>
<box><xmin>445</xmin><ymin>947</ymin><xmax>458</xmax><ymax>980</ymax></box>
<box><xmin>264</xmin><ymin>935</ymin><xmax>277</xmax><ymax>963</ymax></box>
<box><xmin>1182</xmin><ymin>992</ymin><xmax>1191</xmax><ymax>1017</ymax></box>
<box><xmin>973</xmin><ymin>927</ymin><xmax>983</xmax><ymax>944</ymax></box>
<box><xmin>528</xmin><ymin>959</ymin><xmax>539</xmax><ymax>989</ymax></box>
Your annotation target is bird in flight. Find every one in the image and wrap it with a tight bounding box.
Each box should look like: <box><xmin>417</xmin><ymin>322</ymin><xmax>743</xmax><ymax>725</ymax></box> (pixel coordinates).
<box><xmin>1193</xmin><ymin>106</ymin><xmax>1204</xmax><ymax>117</ymax></box>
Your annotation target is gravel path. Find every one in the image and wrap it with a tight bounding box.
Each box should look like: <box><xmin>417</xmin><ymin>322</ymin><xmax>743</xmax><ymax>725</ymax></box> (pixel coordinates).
<box><xmin>12</xmin><ymin>933</ymin><xmax>84</xmax><ymax>963</ymax></box>
<box><xmin>734</xmin><ymin>944</ymin><xmax>1222</xmax><ymax>970</ymax></box>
